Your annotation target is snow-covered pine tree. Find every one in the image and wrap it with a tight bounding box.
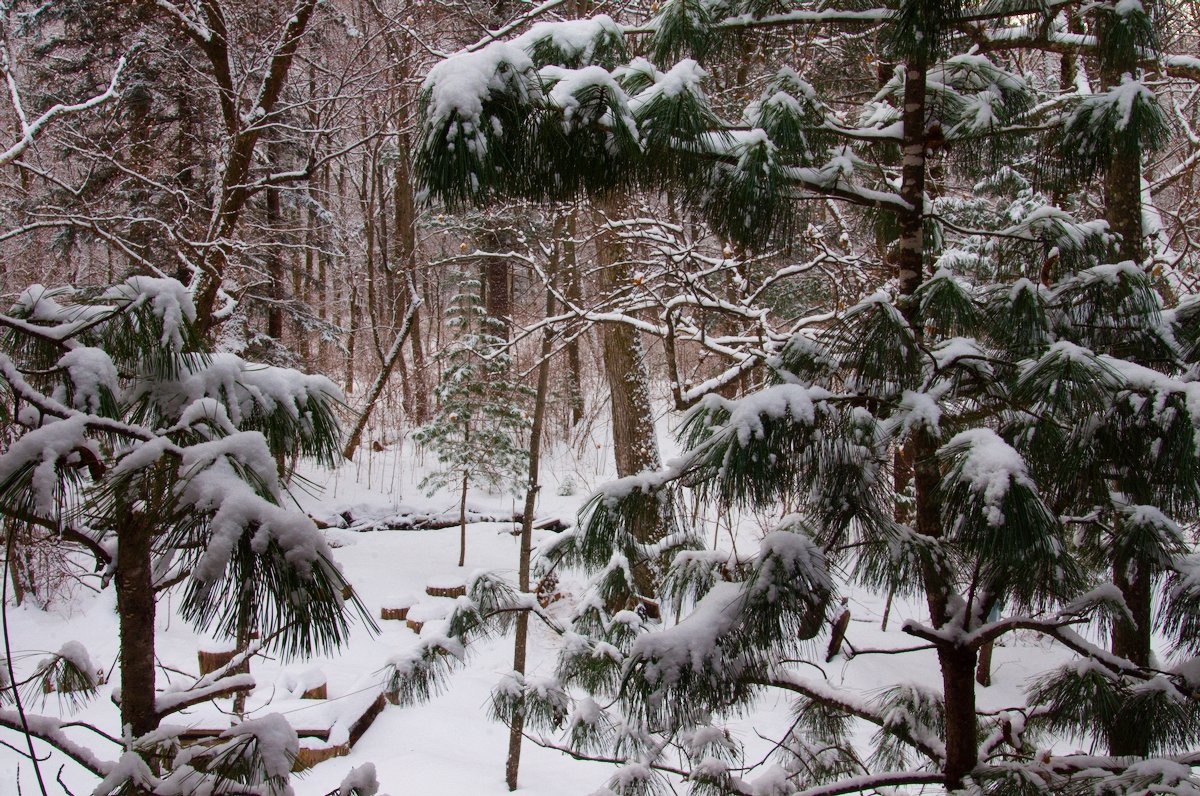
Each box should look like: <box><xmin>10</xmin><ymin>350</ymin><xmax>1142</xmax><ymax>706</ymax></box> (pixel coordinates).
<box><xmin>0</xmin><ymin>277</ymin><xmax>376</xmax><ymax>795</ymax></box>
<box><xmin>971</xmin><ymin>0</ymin><xmax>1197</xmax><ymax>764</ymax></box>
<box><xmin>397</xmin><ymin>2</ymin><xmax>1200</xmax><ymax>794</ymax></box>
<box><xmin>536</xmin><ymin>244</ymin><xmax>1200</xmax><ymax>796</ymax></box>
<box><xmin>415</xmin><ymin>274</ymin><xmax>531</xmax><ymax>567</ymax></box>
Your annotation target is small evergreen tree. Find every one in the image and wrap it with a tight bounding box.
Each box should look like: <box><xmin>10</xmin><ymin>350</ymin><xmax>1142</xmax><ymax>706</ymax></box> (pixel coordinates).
<box><xmin>415</xmin><ymin>275</ymin><xmax>531</xmax><ymax>567</ymax></box>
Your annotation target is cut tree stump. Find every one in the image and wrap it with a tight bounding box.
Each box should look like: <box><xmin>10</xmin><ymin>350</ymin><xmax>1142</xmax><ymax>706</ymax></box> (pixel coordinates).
<box><xmin>197</xmin><ymin>648</ymin><xmax>245</xmax><ymax>677</ymax></box>
<box><xmin>425</xmin><ymin>576</ymin><xmax>466</xmax><ymax>599</ymax></box>
<box><xmin>404</xmin><ymin>600</ymin><xmax>451</xmax><ymax>633</ymax></box>
<box><xmin>294</xmin><ymin>744</ymin><xmax>347</xmax><ymax>770</ymax></box>
<box><xmin>380</xmin><ymin>592</ymin><xmax>416</xmax><ymax>621</ymax></box>
<box><xmin>293</xmin><ymin>692</ymin><xmax>386</xmax><ymax>771</ymax></box>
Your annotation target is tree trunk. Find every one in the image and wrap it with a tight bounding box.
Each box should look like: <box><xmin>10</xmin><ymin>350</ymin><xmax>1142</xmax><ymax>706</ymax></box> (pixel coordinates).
<box><xmin>266</xmin><ymin>141</ymin><xmax>285</xmax><ymax>342</ymax></box>
<box><xmin>481</xmin><ymin>229</ymin><xmax>513</xmax><ymax>341</ymax></box>
<box><xmin>506</xmin><ymin>279</ymin><xmax>555</xmax><ymax>791</ymax></box>
<box><xmin>396</xmin><ymin>145</ymin><xmax>430</xmax><ymax>426</ymax></box>
<box><xmin>231</xmin><ymin>535</ymin><xmax>255</xmax><ymax>718</ymax></box>
<box><xmin>344</xmin><ymin>285</ymin><xmax>358</xmax><ymax>396</ymax></box>
<box><xmin>458</xmin><ymin>470</ymin><xmax>469</xmax><ymax>568</ymax></box>
<box><xmin>364</xmin><ymin>145</ymin><xmax>384</xmax><ymax>364</ymax></box>
<box><xmin>896</xmin><ymin>52</ymin><xmax>981</xmax><ymax>789</ymax></box>
<box><xmin>116</xmin><ymin>514</ymin><xmax>157</xmax><ymax>741</ymax></box>
<box><xmin>596</xmin><ymin>206</ymin><xmax>660</xmax><ymax>483</ymax></box>
<box><xmin>1099</xmin><ymin>6</ymin><xmax>1154</xmax><ymax>758</ymax></box>
<box><xmin>4</xmin><ymin>522</ymin><xmax>27</xmax><ymax>607</ymax></box>
<box><xmin>595</xmin><ymin>202</ymin><xmax>663</xmax><ymax>610</ymax></box>
<box><xmin>1108</xmin><ymin>548</ymin><xmax>1152</xmax><ymax>756</ymax></box>
<box><xmin>409</xmin><ymin>313</ymin><xmax>430</xmax><ymax>426</ymax></box>
<box><xmin>1059</xmin><ymin>10</ymin><xmax>1082</xmax><ymax>92</ymax></box>
<box><xmin>343</xmin><ymin>296</ymin><xmax>421</xmax><ymax>460</ymax></box>
<box><xmin>940</xmin><ymin>645</ymin><xmax>980</xmax><ymax>789</ymax></box>
<box><xmin>896</xmin><ymin>58</ymin><xmax>928</xmax><ymax>300</ymax></box>
<box><xmin>1105</xmin><ymin>138</ymin><xmax>1143</xmax><ymax>264</ymax></box>
<box><xmin>486</xmin><ymin>256</ymin><xmax>511</xmax><ymax>337</ymax></box>
<box><xmin>976</xmin><ymin>640</ymin><xmax>994</xmax><ymax>687</ymax></box>
<box><xmin>563</xmin><ymin>211</ymin><xmax>585</xmax><ymax>427</ymax></box>
<box><xmin>1100</xmin><ymin>7</ymin><xmax>1149</xmax><ymax>265</ymax></box>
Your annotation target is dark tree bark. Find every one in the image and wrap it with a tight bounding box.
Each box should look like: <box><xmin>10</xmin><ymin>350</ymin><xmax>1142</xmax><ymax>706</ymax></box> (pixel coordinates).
<box><xmin>345</xmin><ymin>285</ymin><xmax>358</xmax><ymax>395</ymax></box>
<box><xmin>458</xmin><ymin>470</ymin><xmax>469</xmax><ymax>568</ymax></box>
<box><xmin>1098</xmin><ymin>3</ymin><xmax>1154</xmax><ymax>758</ymax></box>
<box><xmin>896</xmin><ymin>53</ymin><xmax>980</xmax><ymax>790</ymax></box>
<box><xmin>480</xmin><ymin>228</ymin><xmax>514</xmax><ymax>341</ymax></box>
<box><xmin>393</xmin><ymin>138</ymin><xmax>430</xmax><ymax>426</ymax></box>
<box><xmin>266</xmin><ymin>141</ymin><xmax>285</xmax><ymax>342</ymax></box>
<box><xmin>231</xmin><ymin>534</ymin><xmax>255</xmax><ymax>718</ymax></box>
<box><xmin>1109</xmin><ymin>547</ymin><xmax>1152</xmax><ymax>756</ymax></box>
<box><xmin>116</xmin><ymin>513</ymin><xmax>157</xmax><ymax>740</ymax></box>
<box><xmin>563</xmin><ymin>211</ymin><xmax>585</xmax><ymax>427</ymax></box>
<box><xmin>940</xmin><ymin>645</ymin><xmax>980</xmax><ymax>786</ymax></box>
<box><xmin>976</xmin><ymin>639</ymin><xmax>994</xmax><ymax>687</ymax></box>
<box><xmin>596</xmin><ymin>213</ymin><xmax>661</xmax><ymax>484</ymax></box>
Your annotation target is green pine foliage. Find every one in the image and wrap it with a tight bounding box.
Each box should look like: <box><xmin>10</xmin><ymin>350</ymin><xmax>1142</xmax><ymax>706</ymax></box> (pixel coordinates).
<box><xmin>539</xmin><ymin>249</ymin><xmax>1200</xmax><ymax>791</ymax></box>
<box><xmin>0</xmin><ymin>276</ymin><xmax>372</xmax><ymax>792</ymax></box>
<box><xmin>414</xmin><ymin>275</ymin><xmax>531</xmax><ymax>500</ymax></box>
<box><xmin>416</xmin><ymin>13</ymin><xmax>1039</xmax><ymax>253</ymax></box>
<box><xmin>408</xmin><ymin>2</ymin><xmax>1200</xmax><ymax>793</ymax></box>
<box><xmin>1054</xmin><ymin>77</ymin><xmax>1170</xmax><ymax>185</ymax></box>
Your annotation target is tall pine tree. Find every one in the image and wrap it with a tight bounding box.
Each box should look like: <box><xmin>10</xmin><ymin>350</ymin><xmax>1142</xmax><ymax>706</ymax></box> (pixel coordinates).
<box><xmin>396</xmin><ymin>2</ymin><xmax>1200</xmax><ymax>793</ymax></box>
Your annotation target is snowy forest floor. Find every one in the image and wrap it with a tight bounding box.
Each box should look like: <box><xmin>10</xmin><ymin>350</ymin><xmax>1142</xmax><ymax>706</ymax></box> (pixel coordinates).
<box><xmin>4</xmin><ymin>412</ymin><xmax>1086</xmax><ymax>795</ymax></box>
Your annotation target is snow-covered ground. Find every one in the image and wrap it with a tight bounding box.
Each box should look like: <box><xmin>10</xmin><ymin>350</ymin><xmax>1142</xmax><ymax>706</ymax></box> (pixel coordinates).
<box><xmin>3</xmin><ymin>417</ymin><xmax>1082</xmax><ymax>795</ymax></box>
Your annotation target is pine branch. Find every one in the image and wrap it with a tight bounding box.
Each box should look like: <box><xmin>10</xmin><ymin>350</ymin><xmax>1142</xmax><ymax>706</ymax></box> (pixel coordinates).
<box><xmin>0</xmin><ymin>711</ymin><xmax>111</xmax><ymax>778</ymax></box>
<box><xmin>751</xmin><ymin>672</ymin><xmax>946</xmax><ymax>764</ymax></box>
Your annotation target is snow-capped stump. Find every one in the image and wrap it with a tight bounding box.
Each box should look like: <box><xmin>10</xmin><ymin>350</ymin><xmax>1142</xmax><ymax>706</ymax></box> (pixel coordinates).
<box><xmin>380</xmin><ymin>592</ymin><xmax>416</xmax><ymax>622</ymax></box>
<box><xmin>292</xmin><ymin>692</ymin><xmax>386</xmax><ymax>771</ymax></box>
<box><xmin>404</xmin><ymin>600</ymin><xmax>452</xmax><ymax>633</ymax></box>
<box><xmin>280</xmin><ymin>668</ymin><xmax>328</xmax><ymax>700</ymax></box>
<box><xmin>425</xmin><ymin>575</ymin><xmax>467</xmax><ymax>599</ymax></box>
